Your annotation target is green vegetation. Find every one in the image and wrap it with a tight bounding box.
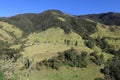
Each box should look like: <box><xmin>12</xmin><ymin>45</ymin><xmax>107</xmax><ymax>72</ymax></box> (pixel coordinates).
<box><xmin>38</xmin><ymin>48</ymin><xmax>88</xmax><ymax>70</ymax></box>
<box><xmin>101</xmin><ymin>56</ymin><xmax>120</xmax><ymax>80</ymax></box>
<box><xmin>1</xmin><ymin>10</ymin><xmax>97</xmax><ymax>39</ymax></box>
<box><xmin>90</xmin><ymin>51</ymin><xmax>104</xmax><ymax>66</ymax></box>
<box><xmin>0</xmin><ymin>69</ymin><xmax>5</xmax><ymax>80</ymax></box>
<box><xmin>0</xmin><ymin>10</ymin><xmax>120</xmax><ymax>80</ymax></box>
<box><xmin>84</xmin><ymin>38</ymin><xmax>95</xmax><ymax>48</ymax></box>
<box><xmin>79</xmin><ymin>12</ymin><xmax>120</xmax><ymax>26</ymax></box>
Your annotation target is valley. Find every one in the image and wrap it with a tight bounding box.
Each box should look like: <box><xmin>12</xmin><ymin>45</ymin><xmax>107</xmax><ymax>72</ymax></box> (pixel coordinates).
<box><xmin>0</xmin><ymin>10</ymin><xmax>120</xmax><ymax>80</ymax></box>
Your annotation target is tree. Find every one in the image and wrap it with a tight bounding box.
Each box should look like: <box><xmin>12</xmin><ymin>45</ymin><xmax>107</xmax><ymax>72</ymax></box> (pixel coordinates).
<box><xmin>24</xmin><ymin>58</ymin><xmax>30</xmax><ymax>69</ymax></box>
<box><xmin>40</xmin><ymin>48</ymin><xmax>88</xmax><ymax>69</ymax></box>
<box><xmin>75</xmin><ymin>41</ymin><xmax>78</xmax><ymax>46</ymax></box>
<box><xmin>66</xmin><ymin>40</ymin><xmax>70</xmax><ymax>45</ymax></box>
<box><xmin>0</xmin><ymin>69</ymin><xmax>5</xmax><ymax>80</ymax></box>
<box><xmin>94</xmin><ymin>78</ymin><xmax>104</xmax><ymax>80</ymax></box>
<box><xmin>90</xmin><ymin>52</ymin><xmax>104</xmax><ymax>66</ymax></box>
<box><xmin>101</xmin><ymin>56</ymin><xmax>120</xmax><ymax>80</ymax></box>
<box><xmin>85</xmin><ymin>39</ymin><xmax>94</xmax><ymax>48</ymax></box>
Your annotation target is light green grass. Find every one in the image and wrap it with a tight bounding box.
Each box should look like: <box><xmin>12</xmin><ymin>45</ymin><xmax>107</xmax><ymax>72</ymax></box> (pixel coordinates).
<box><xmin>0</xmin><ymin>21</ymin><xmax>23</xmax><ymax>42</ymax></box>
<box><xmin>22</xmin><ymin>43</ymin><xmax>71</xmax><ymax>62</ymax></box>
<box><xmin>0</xmin><ymin>22</ymin><xmax>116</xmax><ymax>80</ymax></box>
<box><xmin>107</xmin><ymin>39</ymin><xmax>120</xmax><ymax>50</ymax></box>
<box><xmin>22</xmin><ymin>27</ymin><xmax>87</xmax><ymax>62</ymax></box>
<box><xmin>0</xmin><ymin>21</ymin><xmax>23</xmax><ymax>38</ymax></box>
<box><xmin>90</xmin><ymin>23</ymin><xmax>120</xmax><ymax>38</ymax></box>
<box><xmin>29</xmin><ymin>64</ymin><xmax>104</xmax><ymax>80</ymax></box>
<box><xmin>0</xmin><ymin>28</ymin><xmax>13</xmax><ymax>41</ymax></box>
<box><xmin>27</xmin><ymin>27</ymin><xmax>84</xmax><ymax>46</ymax></box>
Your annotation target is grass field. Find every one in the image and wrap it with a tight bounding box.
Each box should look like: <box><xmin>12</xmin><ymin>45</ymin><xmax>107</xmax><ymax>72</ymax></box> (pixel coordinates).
<box><xmin>28</xmin><ymin>64</ymin><xmax>104</xmax><ymax>80</ymax></box>
<box><xmin>22</xmin><ymin>43</ymin><xmax>71</xmax><ymax>62</ymax></box>
<box><xmin>0</xmin><ymin>22</ymin><xmax>119</xmax><ymax>80</ymax></box>
<box><xmin>0</xmin><ymin>21</ymin><xmax>23</xmax><ymax>42</ymax></box>
<box><xmin>19</xmin><ymin>26</ymin><xmax>116</xmax><ymax>80</ymax></box>
<box><xmin>90</xmin><ymin>23</ymin><xmax>120</xmax><ymax>38</ymax></box>
<box><xmin>26</xmin><ymin>27</ymin><xmax>84</xmax><ymax>46</ymax></box>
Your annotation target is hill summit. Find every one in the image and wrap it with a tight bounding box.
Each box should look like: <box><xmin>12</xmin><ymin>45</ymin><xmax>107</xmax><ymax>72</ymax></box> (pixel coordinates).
<box><xmin>1</xmin><ymin>10</ymin><xmax>97</xmax><ymax>38</ymax></box>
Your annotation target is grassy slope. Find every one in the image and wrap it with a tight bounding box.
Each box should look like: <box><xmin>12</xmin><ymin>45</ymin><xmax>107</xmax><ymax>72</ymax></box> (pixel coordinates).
<box><xmin>21</xmin><ymin>26</ymin><xmax>116</xmax><ymax>80</ymax></box>
<box><xmin>0</xmin><ymin>21</ymin><xmax>23</xmax><ymax>42</ymax></box>
<box><xmin>29</xmin><ymin>64</ymin><xmax>104</xmax><ymax>80</ymax></box>
<box><xmin>90</xmin><ymin>23</ymin><xmax>120</xmax><ymax>38</ymax></box>
<box><xmin>26</xmin><ymin>27</ymin><xmax>84</xmax><ymax>45</ymax></box>
<box><xmin>0</xmin><ymin>21</ymin><xmax>117</xmax><ymax>80</ymax></box>
<box><xmin>90</xmin><ymin>23</ymin><xmax>120</xmax><ymax>50</ymax></box>
<box><xmin>22</xmin><ymin>27</ymin><xmax>86</xmax><ymax>62</ymax></box>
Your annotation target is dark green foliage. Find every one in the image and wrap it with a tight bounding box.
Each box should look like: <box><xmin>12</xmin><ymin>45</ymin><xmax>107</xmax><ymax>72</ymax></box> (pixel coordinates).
<box><xmin>84</xmin><ymin>39</ymin><xmax>95</xmax><ymax>48</ymax></box>
<box><xmin>46</xmin><ymin>58</ymin><xmax>63</xmax><ymax>70</ymax></box>
<box><xmin>0</xmin><ymin>40</ymin><xmax>22</xmax><ymax>61</ymax></box>
<box><xmin>41</xmin><ymin>58</ymin><xmax>63</xmax><ymax>70</ymax></box>
<box><xmin>1</xmin><ymin>10</ymin><xmax>97</xmax><ymax>38</ymax></box>
<box><xmin>64</xmin><ymin>39</ymin><xmax>71</xmax><ymax>45</ymax></box>
<box><xmin>75</xmin><ymin>41</ymin><xmax>78</xmax><ymax>46</ymax></box>
<box><xmin>90</xmin><ymin>51</ymin><xmax>104</xmax><ymax>66</ymax></box>
<box><xmin>101</xmin><ymin>56</ymin><xmax>120</xmax><ymax>80</ymax></box>
<box><xmin>75</xmin><ymin>51</ymin><xmax>88</xmax><ymax>67</ymax></box>
<box><xmin>94</xmin><ymin>78</ymin><xmax>104</xmax><ymax>80</ymax></box>
<box><xmin>0</xmin><ymin>69</ymin><xmax>5</xmax><ymax>80</ymax></box>
<box><xmin>70</xmin><ymin>17</ymin><xmax>97</xmax><ymax>39</ymax></box>
<box><xmin>64</xmin><ymin>48</ymin><xmax>77</xmax><ymax>61</ymax></box>
<box><xmin>64</xmin><ymin>39</ymin><xmax>67</xmax><ymax>43</ymax></box>
<box><xmin>100</xmin><ymin>48</ymin><xmax>120</xmax><ymax>80</ymax></box>
<box><xmin>2</xmin><ymin>10</ymin><xmax>71</xmax><ymax>34</ymax></box>
<box><xmin>86</xmin><ymin>37</ymin><xmax>118</xmax><ymax>55</ymax></box>
<box><xmin>39</xmin><ymin>48</ymin><xmax>88</xmax><ymax>70</ymax></box>
<box><xmin>0</xmin><ymin>40</ymin><xmax>10</xmax><ymax>49</ymax></box>
<box><xmin>79</xmin><ymin>12</ymin><xmax>120</xmax><ymax>26</ymax></box>
<box><xmin>95</xmin><ymin>37</ymin><xmax>109</xmax><ymax>50</ymax></box>
<box><xmin>62</xmin><ymin>48</ymin><xmax>87</xmax><ymax>68</ymax></box>
<box><xmin>0</xmin><ymin>25</ymin><xmax>3</xmax><ymax>28</ymax></box>
<box><xmin>24</xmin><ymin>58</ymin><xmax>31</xmax><ymax>69</ymax></box>
<box><xmin>66</xmin><ymin>40</ymin><xmax>70</xmax><ymax>45</ymax></box>
<box><xmin>61</xmin><ymin>26</ymin><xmax>71</xmax><ymax>34</ymax></box>
<box><xmin>103</xmin><ymin>46</ymin><xmax>120</xmax><ymax>56</ymax></box>
<box><xmin>93</xmin><ymin>37</ymin><xmax>120</xmax><ymax>55</ymax></box>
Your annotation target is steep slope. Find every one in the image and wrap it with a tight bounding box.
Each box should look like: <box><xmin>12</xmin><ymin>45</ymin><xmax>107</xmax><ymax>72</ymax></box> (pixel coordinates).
<box><xmin>22</xmin><ymin>27</ymin><xmax>88</xmax><ymax>62</ymax></box>
<box><xmin>0</xmin><ymin>21</ymin><xmax>23</xmax><ymax>43</ymax></box>
<box><xmin>90</xmin><ymin>23</ymin><xmax>120</xmax><ymax>38</ymax></box>
<box><xmin>79</xmin><ymin>12</ymin><xmax>120</xmax><ymax>26</ymax></box>
<box><xmin>1</xmin><ymin>10</ymin><xmax>97</xmax><ymax>38</ymax></box>
<box><xmin>27</xmin><ymin>27</ymin><xmax>83</xmax><ymax>45</ymax></box>
<box><xmin>0</xmin><ymin>10</ymin><xmax>120</xmax><ymax>80</ymax></box>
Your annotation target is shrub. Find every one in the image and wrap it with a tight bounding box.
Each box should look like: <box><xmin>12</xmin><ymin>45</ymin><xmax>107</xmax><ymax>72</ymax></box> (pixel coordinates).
<box><xmin>40</xmin><ymin>48</ymin><xmax>88</xmax><ymax>69</ymax></box>
<box><xmin>101</xmin><ymin>56</ymin><xmax>120</xmax><ymax>80</ymax></box>
<box><xmin>84</xmin><ymin>39</ymin><xmax>95</xmax><ymax>48</ymax></box>
<box><xmin>0</xmin><ymin>69</ymin><xmax>5</xmax><ymax>80</ymax></box>
<box><xmin>90</xmin><ymin>52</ymin><xmax>104</xmax><ymax>66</ymax></box>
<box><xmin>94</xmin><ymin>78</ymin><xmax>104</xmax><ymax>80</ymax></box>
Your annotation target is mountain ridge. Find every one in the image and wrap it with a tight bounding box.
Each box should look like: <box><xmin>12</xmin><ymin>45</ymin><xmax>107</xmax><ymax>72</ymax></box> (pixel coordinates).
<box><xmin>0</xmin><ymin>10</ymin><xmax>97</xmax><ymax>39</ymax></box>
<box><xmin>78</xmin><ymin>12</ymin><xmax>120</xmax><ymax>26</ymax></box>
<box><xmin>0</xmin><ymin>10</ymin><xmax>120</xmax><ymax>39</ymax></box>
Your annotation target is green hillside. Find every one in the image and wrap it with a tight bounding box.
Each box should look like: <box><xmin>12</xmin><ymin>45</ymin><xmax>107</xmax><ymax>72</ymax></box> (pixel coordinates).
<box><xmin>0</xmin><ymin>21</ymin><xmax>23</xmax><ymax>43</ymax></box>
<box><xmin>0</xmin><ymin>10</ymin><xmax>120</xmax><ymax>80</ymax></box>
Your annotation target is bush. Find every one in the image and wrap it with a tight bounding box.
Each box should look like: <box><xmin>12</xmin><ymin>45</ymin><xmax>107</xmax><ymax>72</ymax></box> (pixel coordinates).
<box><xmin>90</xmin><ymin>52</ymin><xmax>104</xmax><ymax>66</ymax></box>
<box><xmin>40</xmin><ymin>48</ymin><xmax>88</xmax><ymax>69</ymax></box>
<box><xmin>101</xmin><ymin>56</ymin><xmax>120</xmax><ymax>80</ymax></box>
<box><xmin>84</xmin><ymin>39</ymin><xmax>95</xmax><ymax>48</ymax></box>
<box><xmin>95</xmin><ymin>37</ymin><xmax>109</xmax><ymax>50</ymax></box>
<box><xmin>0</xmin><ymin>69</ymin><xmax>5</xmax><ymax>80</ymax></box>
<box><xmin>75</xmin><ymin>41</ymin><xmax>78</xmax><ymax>46</ymax></box>
<box><xmin>94</xmin><ymin>78</ymin><xmax>104</xmax><ymax>80</ymax></box>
